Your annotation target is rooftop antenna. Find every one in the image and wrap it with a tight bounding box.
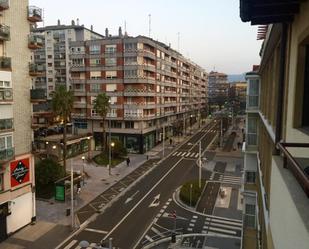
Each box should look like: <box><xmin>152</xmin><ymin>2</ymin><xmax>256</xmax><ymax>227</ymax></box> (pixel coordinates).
<box><xmin>124</xmin><ymin>20</ymin><xmax>127</xmax><ymax>33</ymax></box>
<box><xmin>148</xmin><ymin>14</ymin><xmax>151</xmax><ymax>37</ymax></box>
<box><xmin>177</xmin><ymin>32</ymin><xmax>180</xmax><ymax>52</ymax></box>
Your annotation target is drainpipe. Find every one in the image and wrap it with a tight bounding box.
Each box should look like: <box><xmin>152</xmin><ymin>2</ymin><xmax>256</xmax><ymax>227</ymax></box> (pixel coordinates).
<box><xmin>275</xmin><ymin>23</ymin><xmax>288</xmax><ymax>152</ymax></box>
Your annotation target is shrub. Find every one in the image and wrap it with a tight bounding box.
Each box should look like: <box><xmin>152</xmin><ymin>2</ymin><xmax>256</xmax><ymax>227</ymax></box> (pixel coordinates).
<box><xmin>179</xmin><ymin>180</ymin><xmax>206</xmax><ymax>207</ymax></box>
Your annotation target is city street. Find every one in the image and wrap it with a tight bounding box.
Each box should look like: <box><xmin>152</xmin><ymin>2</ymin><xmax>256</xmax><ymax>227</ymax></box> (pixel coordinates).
<box><xmin>57</xmin><ymin>120</ymin><xmax>220</xmax><ymax>249</ymax></box>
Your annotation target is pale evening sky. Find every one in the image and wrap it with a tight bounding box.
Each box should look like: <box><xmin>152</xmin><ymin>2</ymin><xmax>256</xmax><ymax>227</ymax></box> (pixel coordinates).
<box><xmin>30</xmin><ymin>0</ymin><xmax>262</xmax><ymax>74</ymax></box>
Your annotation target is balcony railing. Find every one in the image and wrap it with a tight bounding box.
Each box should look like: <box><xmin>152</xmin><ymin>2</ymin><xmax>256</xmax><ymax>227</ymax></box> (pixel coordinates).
<box><xmin>0</xmin><ymin>24</ymin><xmax>10</xmax><ymax>41</ymax></box>
<box><xmin>0</xmin><ymin>88</ymin><xmax>13</xmax><ymax>101</ymax></box>
<box><xmin>0</xmin><ymin>0</ymin><xmax>9</xmax><ymax>11</ymax></box>
<box><xmin>29</xmin><ymin>63</ymin><xmax>45</xmax><ymax>76</ymax></box>
<box><xmin>28</xmin><ymin>34</ymin><xmax>43</xmax><ymax>49</ymax></box>
<box><xmin>0</xmin><ymin>56</ymin><xmax>11</xmax><ymax>70</ymax></box>
<box><xmin>277</xmin><ymin>142</ymin><xmax>309</xmax><ymax>197</ymax></box>
<box><xmin>27</xmin><ymin>6</ymin><xmax>42</xmax><ymax>22</ymax></box>
<box><xmin>30</xmin><ymin>89</ymin><xmax>46</xmax><ymax>102</ymax></box>
<box><xmin>0</xmin><ymin>147</ymin><xmax>14</xmax><ymax>162</ymax></box>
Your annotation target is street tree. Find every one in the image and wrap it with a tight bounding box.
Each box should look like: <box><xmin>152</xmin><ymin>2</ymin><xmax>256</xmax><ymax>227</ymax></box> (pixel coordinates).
<box><xmin>51</xmin><ymin>85</ymin><xmax>73</xmax><ymax>170</ymax></box>
<box><xmin>93</xmin><ymin>93</ymin><xmax>110</xmax><ymax>152</ymax></box>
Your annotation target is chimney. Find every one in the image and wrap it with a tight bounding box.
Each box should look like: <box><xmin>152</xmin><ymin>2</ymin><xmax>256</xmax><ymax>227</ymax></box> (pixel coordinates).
<box><xmin>118</xmin><ymin>26</ymin><xmax>123</xmax><ymax>37</ymax></box>
<box><xmin>77</xmin><ymin>18</ymin><xmax>79</xmax><ymax>26</ymax></box>
<box><xmin>71</xmin><ymin>20</ymin><xmax>75</xmax><ymax>26</ymax></box>
<box><xmin>57</xmin><ymin>19</ymin><xmax>60</xmax><ymax>26</ymax></box>
<box><xmin>91</xmin><ymin>25</ymin><xmax>93</xmax><ymax>31</ymax></box>
<box><xmin>105</xmin><ymin>28</ymin><xmax>109</xmax><ymax>37</ymax></box>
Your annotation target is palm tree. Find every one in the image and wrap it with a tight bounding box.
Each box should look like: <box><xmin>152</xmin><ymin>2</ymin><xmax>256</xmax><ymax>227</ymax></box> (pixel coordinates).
<box><xmin>93</xmin><ymin>93</ymin><xmax>110</xmax><ymax>152</ymax></box>
<box><xmin>51</xmin><ymin>85</ymin><xmax>74</xmax><ymax>170</ymax></box>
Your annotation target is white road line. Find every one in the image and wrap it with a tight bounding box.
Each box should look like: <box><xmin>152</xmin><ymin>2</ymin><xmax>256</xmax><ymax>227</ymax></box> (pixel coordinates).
<box><xmin>189</xmin><ymin>223</ymin><xmax>195</xmax><ymax>227</ymax></box>
<box><xmin>181</xmin><ymin>152</ymin><xmax>187</xmax><ymax>156</ymax></box>
<box><xmin>103</xmin><ymin>158</ymin><xmax>183</xmax><ymax>241</ymax></box>
<box><xmin>206</xmin><ymin>218</ymin><xmax>242</xmax><ymax>227</ymax></box>
<box><xmin>193</xmin><ymin>215</ymin><xmax>198</xmax><ymax>218</ymax></box>
<box><xmin>184</xmin><ymin>152</ymin><xmax>191</xmax><ymax>157</ymax></box>
<box><xmin>209</xmin><ymin>222</ymin><xmax>242</xmax><ymax>230</ymax></box>
<box><xmin>84</xmin><ymin>228</ymin><xmax>109</xmax><ymax>234</ymax></box>
<box><xmin>190</xmin><ymin>219</ymin><xmax>196</xmax><ymax>223</ymax></box>
<box><xmin>168</xmin><ymin>198</ymin><xmax>172</xmax><ymax>202</ymax></box>
<box><xmin>63</xmin><ymin>240</ymin><xmax>78</xmax><ymax>249</ymax></box>
<box><xmin>172</xmin><ymin>152</ymin><xmax>178</xmax><ymax>156</ymax></box>
<box><xmin>187</xmin><ymin>228</ymin><xmax>193</xmax><ymax>231</ymax></box>
<box><xmin>145</xmin><ymin>235</ymin><xmax>154</xmax><ymax>242</ymax></box>
<box><xmin>151</xmin><ymin>227</ymin><xmax>164</xmax><ymax>237</ymax></box>
<box><xmin>207</xmin><ymin>227</ymin><xmax>237</xmax><ymax>235</ymax></box>
<box><xmin>177</xmin><ymin>152</ymin><xmax>182</xmax><ymax>156</ymax></box>
<box><xmin>194</xmin><ymin>153</ymin><xmax>199</xmax><ymax>158</ymax></box>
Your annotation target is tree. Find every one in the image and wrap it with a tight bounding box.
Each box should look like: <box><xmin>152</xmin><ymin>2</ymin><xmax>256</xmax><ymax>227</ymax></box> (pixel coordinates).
<box><xmin>51</xmin><ymin>85</ymin><xmax>73</xmax><ymax>170</ymax></box>
<box><xmin>93</xmin><ymin>93</ymin><xmax>110</xmax><ymax>152</ymax></box>
<box><xmin>111</xmin><ymin>139</ymin><xmax>127</xmax><ymax>158</ymax></box>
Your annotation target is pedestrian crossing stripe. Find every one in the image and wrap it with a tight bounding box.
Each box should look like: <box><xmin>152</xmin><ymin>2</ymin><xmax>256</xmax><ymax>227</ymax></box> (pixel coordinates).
<box><xmin>171</xmin><ymin>151</ymin><xmax>200</xmax><ymax>159</ymax></box>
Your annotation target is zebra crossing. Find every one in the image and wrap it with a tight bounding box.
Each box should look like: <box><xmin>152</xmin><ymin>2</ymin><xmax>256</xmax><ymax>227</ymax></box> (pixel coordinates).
<box><xmin>209</xmin><ymin>172</ymin><xmax>242</xmax><ymax>185</ymax></box>
<box><xmin>171</xmin><ymin>151</ymin><xmax>199</xmax><ymax>159</ymax></box>
<box><xmin>202</xmin><ymin>215</ymin><xmax>242</xmax><ymax>237</ymax></box>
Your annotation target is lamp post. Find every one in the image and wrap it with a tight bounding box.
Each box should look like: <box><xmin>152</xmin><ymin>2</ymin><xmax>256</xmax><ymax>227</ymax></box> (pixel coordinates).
<box><xmin>108</xmin><ymin>99</ymin><xmax>111</xmax><ymax>175</ymax></box>
<box><xmin>81</xmin><ymin>156</ymin><xmax>85</xmax><ymax>185</ymax></box>
<box><xmin>70</xmin><ymin>159</ymin><xmax>74</xmax><ymax>229</ymax></box>
<box><xmin>190</xmin><ymin>184</ymin><xmax>193</xmax><ymax>207</ymax></box>
<box><xmin>87</xmin><ymin>136</ymin><xmax>91</xmax><ymax>160</ymax></box>
<box><xmin>190</xmin><ymin>114</ymin><xmax>193</xmax><ymax>134</ymax></box>
<box><xmin>162</xmin><ymin>123</ymin><xmax>165</xmax><ymax>158</ymax></box>
<box><xmin>109</xmin><ymin>141</ymin><xmax>115</xmax><ymax>175</ymax></box>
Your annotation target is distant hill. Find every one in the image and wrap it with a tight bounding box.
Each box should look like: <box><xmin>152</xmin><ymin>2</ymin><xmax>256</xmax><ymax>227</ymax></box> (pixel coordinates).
<box><xmin>228</xmin><ymin>74</ymin><xmax>246</xmax><ymax>83</ymax></box>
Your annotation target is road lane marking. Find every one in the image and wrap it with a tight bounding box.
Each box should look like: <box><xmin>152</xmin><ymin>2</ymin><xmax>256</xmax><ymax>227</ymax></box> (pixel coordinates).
<box><xmin>193</xmin><ymin>215</ymin><xmax>198</xmax><ymax>219</ymax></box>
<box><xmin>103</xmin><ymin>157</ymin><xmax>183</xmax><ymax>242</ymax></box>
<box><xmin>84</xmin><ymin>228</ymin><xmax>109</xmax><ymax>234</ymax></box>
<box><xmin>63</xmin><ymin>240</ymin><xmax>78</xmax><ymax>249</ymax></box>
<box><xmin>125</xmin><ymin>190</ymin><xmax>140</xmax><ymax>204</ymax></box>
<box><xmin>206</xmin><ymin>217</ymin><xmax>242</xmax><ymax>227</ymax></box>
<box><xmin>207</xmin><ymin>227</ymin><xmax>237</xmax><ymax>235</ymax></box>
<box><xmin>145</xmin><ymin>235</ymin><xmax>154</xmax><ymax>242</ymax></box>
<box><xmin>151</xmin><ymin>227</ymin><xmax>164</xmax><ymax>237</ymax></box>
<box><xmin>149</xmin><ymin>194</ymin><xmax>161</xmax><ymax>207</ymax></box>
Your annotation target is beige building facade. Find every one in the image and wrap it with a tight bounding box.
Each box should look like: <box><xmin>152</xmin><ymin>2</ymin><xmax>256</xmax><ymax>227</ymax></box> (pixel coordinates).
<box><xmin>241</xmin><ymin>1</ymin><xmax>309</xmax><ymax>249</ymax></box>
<box><xmin>0</xmin><ymin>0</ymin><xmax>41</xmax><ymax>241</ymax></box>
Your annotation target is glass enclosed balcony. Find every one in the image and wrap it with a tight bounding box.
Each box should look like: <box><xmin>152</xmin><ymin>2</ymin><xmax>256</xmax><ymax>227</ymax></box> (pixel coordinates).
<box><xmin>28</xmin><ymin>34</ymin><xmax>43</xmax><ymax>49</ymax></box>
<box><xmin>0</xmin><ymin>147</ymin><xmax>14</xmax><ymax>162</ymax></box>
<box><xmin>0</xmin><ymin>56</ymin><xmax>11</xmax><ymax>70</ymax></box>
<box><xmin>0</xmin><ymin>0</ymin><xmax>9</xmax><ymax>11</ymax></box>
<box><xmin>0</xmin><ymin>24</ymin><xmax>10</xmax><ymax>41</ymax></box>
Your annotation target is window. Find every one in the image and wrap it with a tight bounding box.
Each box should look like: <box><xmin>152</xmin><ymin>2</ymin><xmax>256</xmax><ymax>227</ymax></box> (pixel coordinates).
<box><xmin>108</xmin><ymin>109</ymin><xmax>117</xmax><ymax>118</ymax></box>
<box><xmin>0</xmin><ymin>135</ymin><xmax>13</xmax><ymax>150</ymax></box>
<box><xmin>0</xmin><ymin>81</ymin><xmax>11</xmax><ymax>88</ymax></box>
<box><xmin>247</xmin><ymin>117</ymin><xmax>257</xmax><ymax>145</ymax></box>
<box><xmin>0</xmin><ymin>173</ymin><xmax>3</xmax><ymax>192</ymax></box>
<box><xmin>124</xmin><ymin>70</ymin><xmax>137</xmax><ymax>78</ymax></box>
<box><xmin>106</xmin><ymin>71</ymin><xmax>117</xmax><ymax>79</ymax></box>
<box><xmin>91</xmin><ymin>109</ymin><xmax>99</xmax><ymax>117</ymax></box>
<box><xmin>72</xmin><ymin>59</ymin><xmax>84</xmax><ymax>66</ymax></box>
<box><xmin>48</xmin><ymin>63</ymin><xmax>53</xmax><ymax>67</ymax></box>
<box><xmin>90</xmin><ymin>84</ymin><xmax>100</xmax><ymax>92</ymax></box>
<box><xmin>124</xmin><ymin>43</ymin><xmax>137</xmax><ymax>51</ymax></box>
<box><xmin>244</xmin><ymin>204</ymin><xmax>256</xmax><ymax>228</ymax></box>
<box><xmin>105</xmin><ymin>45</ymin><xmax>116</xmax><ymax>54</ymax></box>
<box><xmin>89</xmin><ymin>45</ymin><xmax>100</xmax><ymax>54</ymax></box>
<box><xmin>109</xmin><ymin>97</ymin><xmax>117</xmax><ymax>104</ymax></box>
<box><xmin>90</xmin><ymin>71</ymin><xmax>101</xmax><ymax>79</ymax></box>
<box><xmin>105</xmin><ymin>58</ymin><xmax>116</xmax><ymax>66</ymax></box>
<box><xmin>302</xmin><ymin>45</ymin><xmax>309</xmax><ymax>127</ymax></box>
<box><xmin>124</xmin><ymin>57</ymin><xmax>137</xmax><ymax>65</ymax></box>
<box><xmin>125</xmin><ymin>121</ymin><xmax>134</xmax><ymax>129</ymax></box>
<box><xmin>110</xmin><ymin>121</ymin><xmax>121</xmax><ymax>128</ymax></box>
<box><xmin>106</xmin><ymin>84</ymin><xmax>117</xmax><ymax>92</ymax></box>
<box><xmin>90</xmin><ymin>59</ymin><xmax>101</xmax><ymax>66</ymax></box>
<box><xmin>48</xmin><ymin>78</ymin><xmax>53</xmax><ymax>82</ymax></box>
<box><xmin>0</xmin><ymin>119</ymin><xmax>13</xmax><ymax>131</ymax></box>
<box><xmin>248</xmin><ymin>79</ymin><xmax>259</xmax><ymax>107</ymax></box>
<box><xmin>48</xmin><ymin>55</ymin><xmax>52</xmax><ymax>59</ymax></box>
<box><xmin>74</xmin><ymin>119</ymin><xmax>87</xmax><ymax>129</ymax></box>
<box><xmin>246</xmin><ymin>171</ymin><xmax>256</xmax><ymax>183</ymax></box>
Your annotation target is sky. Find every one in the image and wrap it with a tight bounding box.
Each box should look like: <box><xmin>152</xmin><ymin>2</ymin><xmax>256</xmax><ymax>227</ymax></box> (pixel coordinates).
<box><xmin>30</xmin><ymin>0</ymin><xmax>262</xmax><ymax>74</ymax></box>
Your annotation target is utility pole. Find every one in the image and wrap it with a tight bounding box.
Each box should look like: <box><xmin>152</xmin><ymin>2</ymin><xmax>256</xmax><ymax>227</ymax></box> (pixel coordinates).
<box><xmin>183</xmin><ymin>115</ymin><xmax>186</xmax><ymax>136</ymax></box>
<box><xmin>162</xmin><ymin>123</ymin><xmax>165</xmax><ymax>157</ymax></box>
<box><xmin>199</xmin><ymin>141</ymin><xmax>202</xmax><ymax>189</ymax></box>
<box><xmin>108</xmin><ymin>118</ymin><xmax>111</xmax><ymax>175</ymax></box>
<box><xmin>70</xmin><ymin>160</ymin><xmax>74</xmax><ymax>229</ymax></box>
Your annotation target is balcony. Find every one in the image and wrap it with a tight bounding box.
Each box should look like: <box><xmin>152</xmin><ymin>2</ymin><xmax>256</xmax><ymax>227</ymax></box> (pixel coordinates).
<box><xmin>0</xmin><ymin>0</ymin><xmax>9</xmax><ymax>11</ymax></box>
<box><xmin>0</xmin><ymin>88</ymin><xmax>13</xmax><ymax>102</ymax></box>
<box><xmin>0</xmin><ymin>147</ymin><xmax>14</xmax><ymax>162</ymax></box>
<box><xmin>0</xmin><ymin>24</ymin><xmax>10</xmax><ymax>41</ymax></box>
<box><xmin>30</xmin><ymin>89</ymin><xmax>46</xmax><ymax>102</ymax></box>
<box><xmin>28</xmin><ymin>34</ymin><xmax>43</xmax><ymax>49</ymax></box>
<box><xmin>0</xmin><ymin>56</ymin><xmax>11</xmax><ymax>70</ymax></box>
<box><xmin>29</xmin><ymin>63</ymin><xmax>45</xmax><ymax>76</ymax></box>
<box><xmin>27</xmin><ymin>6</ymin><xmax>42</xmax><ymax>22</ymax></box>
<box><xmin>277</xmin><ymin>142</ymin><xmax>309</xmax><ymax>197</ymax></box>
<box><xmin>0</xmin><ymin>118</ymin><xmax>13</xmax><ymax>131</ymax></box>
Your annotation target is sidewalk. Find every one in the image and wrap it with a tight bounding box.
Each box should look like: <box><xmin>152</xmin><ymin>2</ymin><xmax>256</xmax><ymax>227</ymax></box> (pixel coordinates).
<box><xmin>0</xmin><ymin>128</ymin><xmax>195</xmax><ymax>249</ymax></box>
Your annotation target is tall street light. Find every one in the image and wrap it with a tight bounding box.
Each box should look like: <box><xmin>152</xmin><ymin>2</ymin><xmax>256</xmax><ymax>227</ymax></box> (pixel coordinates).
<box><xmin>87</xmin><ymin>136</ymin><xmax>91</xmax><ymax>160</ymax></box>
<box><xmin>108</xmin><ymin>99</ymin><xmax>111</xmax><ymax>175</ymax></box>
<box><xmin>81</xmin><ymin>156</ymin><xmax>85</xmax><ymax>185</ymax></box>
<box><xmin>108</xmin><ymin>141</ymin><xmax>115</xmax><ymax>175</ymax></box>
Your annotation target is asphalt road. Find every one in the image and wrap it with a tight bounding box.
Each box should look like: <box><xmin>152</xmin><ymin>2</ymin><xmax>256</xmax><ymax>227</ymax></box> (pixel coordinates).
<box><xmin>58</xmin><ymin>120</ymin><xmax>219</xmax><ymax>249</ymax></box>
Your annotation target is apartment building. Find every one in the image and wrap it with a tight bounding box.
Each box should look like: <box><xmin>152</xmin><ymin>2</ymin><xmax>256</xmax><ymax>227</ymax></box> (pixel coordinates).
<box><xmin>29</xmin><ymin>21</ymin><xmax>103</xmax><ymax>131</ymax></box>
<box><xmin>0</xmin><ymin>0</ymin><xmax>41</xmax><ymax>241</ymax></box>
<box><xmin>70</xmin><ymin>30</ymin><xmax>208</xmax><ymax>153</ymax></box>
<box><xmin>240</xmin><ymin>1</ymin><xmax>309</xmax><ymax>249</ymax></box>
<box><xmin>229</xmin><ymin>82</ymin><xmax>247</xmax><ymax>114</ymax></box>
<box><xmin>208</xmin><ymin>71</ymin><xmax>229</xmax><ymax>112</ymax></box>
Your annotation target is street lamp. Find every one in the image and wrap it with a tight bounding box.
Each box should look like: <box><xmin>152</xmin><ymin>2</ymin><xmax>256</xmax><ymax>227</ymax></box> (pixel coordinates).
<box><xmin>108</xmin><ymin>99</ymin><xmax>111</xmax><ymax>175</ymax></box>
<box><xmin>87</xmin><ymin>136</ymin><xmax>91</xmax><ymax>160</ymax></box>
<box><xmin>108</xmin><ymin>141</ymin><xmax>115</xmax><ymax>175</ymax></box>
<box><xmin>81</xmin><ymin>156</ymin><xmax>85</xmax><ymax>185</ymax></box>
<box><xmin>190</xmin><ymin>114</ymin><xmax>193</xmax><ymax>134</ymax></box>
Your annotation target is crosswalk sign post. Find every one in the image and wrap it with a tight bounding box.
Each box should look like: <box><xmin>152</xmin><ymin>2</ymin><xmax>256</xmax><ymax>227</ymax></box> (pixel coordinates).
<box><xmin>170</xmin><ymin>210</ymin><xmax>177</xmax><ymax>243</ymax></box>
